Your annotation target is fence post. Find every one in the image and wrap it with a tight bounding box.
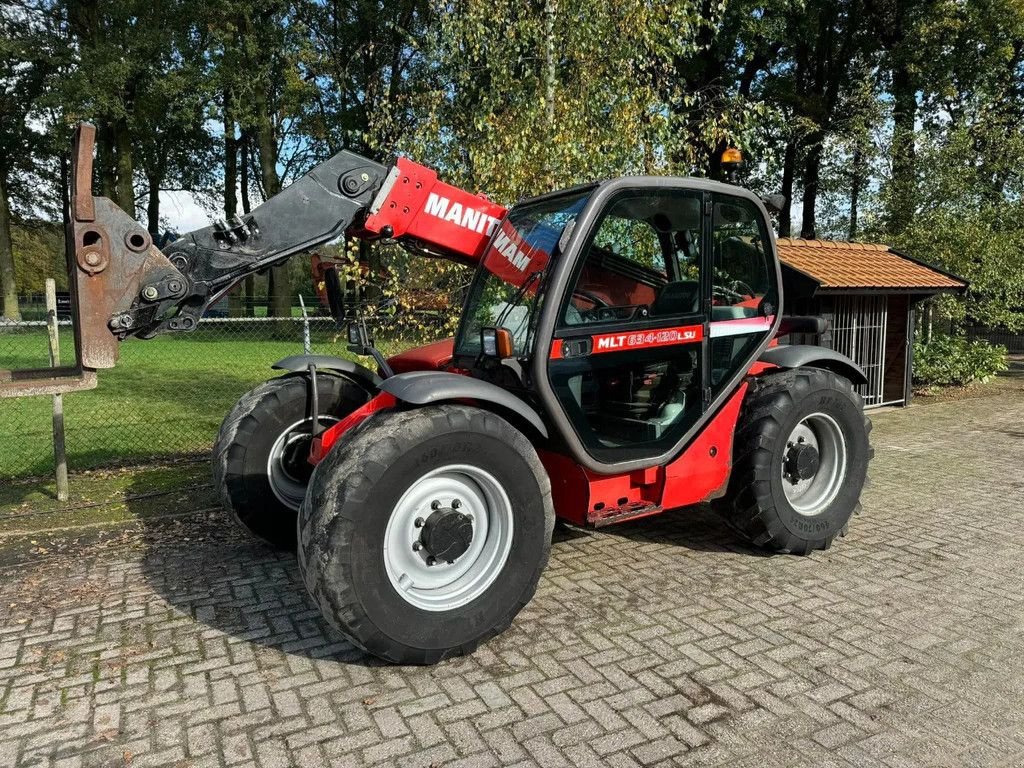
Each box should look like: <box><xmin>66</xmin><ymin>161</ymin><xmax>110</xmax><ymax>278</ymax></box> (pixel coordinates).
<box><xmin>45</xmin><ymin>279</ymin><xmax>69</xmax><ymax>501</ymax></box>
<box><xmin>298</xmin><ymin>294</ymin><xmax>311</xmax><ymax>354</ymax></box>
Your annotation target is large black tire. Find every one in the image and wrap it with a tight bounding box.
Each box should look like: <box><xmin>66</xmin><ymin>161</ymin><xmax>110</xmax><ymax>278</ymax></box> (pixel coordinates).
<box><xmin>213</xmin><ymin>373</ymin><xmax>370</xmax><ymax>549</ymax></box>
<box><xmin>298</xmin><ymin>404</ymin><xmax>554</xmax><ymax>664</ymax></box>
<box><xmin>715</xmin><ymin>367</ymin><xmax>872</xmax><ymax>555</ymax></box>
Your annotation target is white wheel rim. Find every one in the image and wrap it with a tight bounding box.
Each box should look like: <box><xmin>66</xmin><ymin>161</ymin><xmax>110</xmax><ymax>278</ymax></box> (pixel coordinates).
<box><xmin>267</xmin><ymin>416</ymin><xmax>339</xmax><ymax>511</ymax></box>
<box><xmin>781</xmin><ymin>412</ymin><xmax>848</xmax><ymax>516</ymax></box>
<box><xmin>383</xmin><ymin>464</ymin><xmax>514</xmax><ymax>612</ymax></box>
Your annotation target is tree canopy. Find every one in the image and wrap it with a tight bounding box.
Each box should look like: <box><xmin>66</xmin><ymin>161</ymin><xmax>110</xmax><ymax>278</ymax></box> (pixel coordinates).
<box><xmin>1</xmin><ymin>0</ymin><xmax>1022</xmax><ymax>328</ymax></box>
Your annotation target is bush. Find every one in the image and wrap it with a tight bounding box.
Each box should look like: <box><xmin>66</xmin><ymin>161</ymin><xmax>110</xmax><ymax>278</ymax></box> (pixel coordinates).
<box><xmin>913</xmin><ymin>334</ymin><xmax>1008</xmax><ymax>387</ymax></box>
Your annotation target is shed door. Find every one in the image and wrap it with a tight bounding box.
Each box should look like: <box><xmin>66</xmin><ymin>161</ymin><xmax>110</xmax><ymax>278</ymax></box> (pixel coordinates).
<box><xmin>830</xmin><ymin>295</ymin><xmax>888</xmax><ymax>406</ymax></box>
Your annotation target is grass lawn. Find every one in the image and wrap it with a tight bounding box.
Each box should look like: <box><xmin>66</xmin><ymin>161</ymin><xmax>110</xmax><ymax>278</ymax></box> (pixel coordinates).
<box><xmin>1</xmin><ymin>325</ymin><xmax>414</xmax><ymax>479</ymax></box>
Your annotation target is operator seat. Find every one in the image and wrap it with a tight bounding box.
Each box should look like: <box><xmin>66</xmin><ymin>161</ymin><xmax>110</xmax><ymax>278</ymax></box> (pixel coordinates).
<box><xmin>650</xmin><ymin>280</ymin><xmax>700</xmax><ymax>317</ymax></box>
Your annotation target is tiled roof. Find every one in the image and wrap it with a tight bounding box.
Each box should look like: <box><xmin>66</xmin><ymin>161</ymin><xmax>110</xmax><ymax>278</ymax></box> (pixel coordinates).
<box><xmin>776</xmin><ymin>238</ymin><xmax>966</xmax><ymax>291</ymax></box>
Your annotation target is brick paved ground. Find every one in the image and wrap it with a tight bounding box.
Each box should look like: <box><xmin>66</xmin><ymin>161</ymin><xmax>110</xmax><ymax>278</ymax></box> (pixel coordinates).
<box><xmin>2</xmin><ymin>385</ymin><xmax>1024</xmax><ymax>767</ymax></box>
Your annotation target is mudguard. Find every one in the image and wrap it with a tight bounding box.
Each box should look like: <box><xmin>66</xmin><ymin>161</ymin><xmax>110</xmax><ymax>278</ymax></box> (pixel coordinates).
<box><xmin>758</xmin><ymin>345</ymin><xmax>867</xmax><ymax>385</ymax></box>
<box><xmin>272</xmin><ymin>354</ymin><xmax>383</xmax><ymax>389</ymax></box>
<box><xmin>379</xmin><ymin>371</ymin><xmax>549</xmax><ymax>438</ymax></box>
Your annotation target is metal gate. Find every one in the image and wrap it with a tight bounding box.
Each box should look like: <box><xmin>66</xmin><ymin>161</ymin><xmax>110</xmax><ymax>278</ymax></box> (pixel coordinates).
<box><xmin>830</xmin><ymin>295</ymin><xmax>888</xmax><ymax>407</ymax></box>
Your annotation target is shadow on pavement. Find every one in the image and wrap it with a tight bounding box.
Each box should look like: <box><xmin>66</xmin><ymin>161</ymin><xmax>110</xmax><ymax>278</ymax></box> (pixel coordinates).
<box><xmin>581</xmin><ymin>503</ymin><xmax>774</xmax><ymax>557</ymax></box>
<box><xmin>1002</xmin><ymin>354</ymin><xmax>1024</xmax><ymax>378</ymax></box>
<box><xmin>130</xmin><ymin>477</ymin><xmax>383</xmax><ymax>667</ymax></box>
<box><xmin>131</xmin><ymin>474</ymin><xmax>765</xmax><ymax>666</ymax></box>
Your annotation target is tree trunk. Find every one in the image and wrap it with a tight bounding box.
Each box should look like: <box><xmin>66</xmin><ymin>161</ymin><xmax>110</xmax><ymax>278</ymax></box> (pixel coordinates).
<box><xmin>800</xmin><ymin>132</ymin><xmax>823</xmax><ymax>240</ymax></box>
<box><xmin>114</xmin><ymin>120</ymin><xmax>135</xmax><ymax>217</ymax></box>
<box><xmin>0</xmin><ymin>173</ymin><xmax>21</xmax><ymax>321</ymax></box>
<box><xmin>97</xmin><ymin>122</ymin><xmax>117</xmax><ymax>200</ymax></box>
<box><xmin>253</xmin><ymin>89</ymin><xmax>288</xmax><ymax>317</ymax></box>
<box><xmin>543</xmin><ymin>0</ymin><xmax>557</xmax><ymax>187</ymax></box>
<box><xmin>240</xmin><ymin>132</ymin><xmax>254</xmax><ymax>316</ymax></box>
<box><xmin>779</xmin><ymin>137</ymin><xmax>796</xmax><ymax>237</ymax></box>
<box><xmin>888</xmin><ymin>64</ymin><xmax>916</xmax><ymax>235</ymax></box>
<box><xmin>224</xmin><ymin>98</ymin><xmax>238</xmax><ymax>220</ymax></box>
<box><xmin>146</xmin><ymin>175</ymin><xmax>161</xmax><ymax>236</ymax></box>
<box><xmin>224</xmin><ymin>99</ymin><xmax>241</xmax><ymax>317</ymax></box>
<box><xmin>848</xmin><ymin>145</ymin><xmax>863</xmax><ymax>241</ymax></box>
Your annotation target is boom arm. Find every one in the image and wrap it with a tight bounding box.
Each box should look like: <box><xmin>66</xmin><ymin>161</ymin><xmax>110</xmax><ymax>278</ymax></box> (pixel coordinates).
<box><xmin>58</xmin><ymin>123</ymin><xmax>506</xmax><ymax>376</ymax></box>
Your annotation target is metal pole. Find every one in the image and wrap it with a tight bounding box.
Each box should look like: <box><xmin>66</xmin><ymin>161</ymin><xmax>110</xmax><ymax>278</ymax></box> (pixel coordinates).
<box><xmin>298</xmin><ymin>294</ymin><xmax>311</xmax><ymax>354</ymax></box>
<box><xmin>45</xmin><ymin>279</ymin><xmax>69</xmax><ymax>501</ymax></box>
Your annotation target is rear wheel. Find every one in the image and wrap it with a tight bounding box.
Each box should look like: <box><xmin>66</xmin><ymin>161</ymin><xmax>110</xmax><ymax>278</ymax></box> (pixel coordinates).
<box><xmin>715</xmin><ymin>367</ymin><xmax>872</xmax><ymax>554</ymax></box>
<box><xmin>297</xmin><ymin>404</ymin><xmax>553</xmax><ymax>664</ymax></box>
<box><xmin>213</xmin><ymin>373</ymin><xmax>369</xmax><ymax>549</ymax></box>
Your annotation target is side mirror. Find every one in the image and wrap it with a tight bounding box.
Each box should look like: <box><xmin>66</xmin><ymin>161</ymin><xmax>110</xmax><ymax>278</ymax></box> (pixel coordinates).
<box><xmin>347</xmin><ymin>319</ymin><xmax>373</xmax><ymax>352</ymax></box>
<box><xmin>480</xmin><ymin>327</ymin><xmax>514</xmax><ymax>359</ymax></box>
<box><xmin>346</xmin><ymin>318</ymin><xmax>394</xmax><ymax>378</ymax></box>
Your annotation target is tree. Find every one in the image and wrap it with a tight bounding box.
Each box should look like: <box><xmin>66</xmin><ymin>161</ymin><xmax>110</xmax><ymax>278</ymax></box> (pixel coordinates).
<box><xmin>134</xmin><ymin>13</ymin><xmax>216</xmax><ymax>237</ymax></box>
<box><xmin>0</xmin><ymin>4</ymin><xmax>58</xmax><ymax>320</ymax></box>
<box><xmin>655</xmin><ymin>0</ymin><xmax>785</xmax><ymax>179</ymax></box>
<box><xmin>208</xmin><ymin>0</ymin><xmax>313</xmax><ymax>316</ymax></box>
<box><xmin>785</xmin><ymin>0</ymin><xmax>866</xmax><ymax>239</ymax></box>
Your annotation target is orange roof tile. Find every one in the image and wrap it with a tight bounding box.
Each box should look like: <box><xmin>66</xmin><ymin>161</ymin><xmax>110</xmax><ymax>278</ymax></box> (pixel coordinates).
<box><xmin>776</xmin><ymin>238</ymin><xmax>966</xmax><ymax>291</ymax></box>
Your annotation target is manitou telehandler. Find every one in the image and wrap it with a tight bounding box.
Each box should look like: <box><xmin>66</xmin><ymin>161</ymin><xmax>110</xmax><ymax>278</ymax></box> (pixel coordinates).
<box><xmin>4</xmin><ymin>124</ymin><xmax>871</xmax><ymax>664</ymax></box>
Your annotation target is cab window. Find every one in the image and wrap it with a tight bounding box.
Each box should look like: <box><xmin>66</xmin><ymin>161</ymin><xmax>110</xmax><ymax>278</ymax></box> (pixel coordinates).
<box><xmin>560</xmin><ymin>192</ymin><xmax>702</xmax><ymax>327</ymax></box>
<box><xmin>711</xmin><ymin>197</ymin><xmax>774</xmax><ymax>320</ymax></box>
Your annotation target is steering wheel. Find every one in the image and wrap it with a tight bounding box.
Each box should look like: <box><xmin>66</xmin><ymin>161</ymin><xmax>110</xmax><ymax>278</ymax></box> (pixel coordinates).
<box><xmin>729</xmin><ymin>279</ymin><xmax>756</xmax><ymax>299</ymax></box>
<box><xmin>573</xmin><ymin>288</ymin><xmax>609</xmax><ymax>308</ymax></box>
<box><xmin>713</xmin><ymin>284</ymin><xmax>745</xmax><ymax>303</ymax></box>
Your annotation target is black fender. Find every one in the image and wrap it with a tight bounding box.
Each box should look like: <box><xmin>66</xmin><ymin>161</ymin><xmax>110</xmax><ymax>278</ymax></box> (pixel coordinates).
<box><xmin>379</xmin><ymin>371</ymin><xmax>549</xmax><ymax>438</ymax></box>
<box><xmin>758</xmin><ymin>345</ymin><xmax>867</xmax><ymax>385</ymax></box>
<box><xmin>272</xmin><ymin>354</ymin><xmax>383</xmax><ymax>389</ymax></box>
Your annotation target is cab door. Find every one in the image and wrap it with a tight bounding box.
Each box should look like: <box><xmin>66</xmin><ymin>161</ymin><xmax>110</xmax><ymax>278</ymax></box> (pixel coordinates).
<box><xmin>707</xmin><ymin>193</ymin><xmax>779</xmax><ymax>394</ymax></box>
<box><xmin>545</xmin><ymin>188</ymin><xmax>709</xmax><ymax>466</ymax></box>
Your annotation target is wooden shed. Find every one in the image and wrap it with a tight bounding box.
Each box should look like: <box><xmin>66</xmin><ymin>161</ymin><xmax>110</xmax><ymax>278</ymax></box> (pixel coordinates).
<box><xmin>776</xmin><ymin>238</ymin><xmax>967</xmax><ymax>408</ymax></box>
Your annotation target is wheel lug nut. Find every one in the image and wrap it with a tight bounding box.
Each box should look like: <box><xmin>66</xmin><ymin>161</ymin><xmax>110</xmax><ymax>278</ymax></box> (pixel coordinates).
<box><xmin>412</xmin><ymin>542</ymin><xmax>422</xmax><ymax>551</ymax></box>
<box><xmin>430</xmin><ymin>500</ymin><xmax>441</xmax><ymax>510</ymax></box>
<box><xmin>451</xmin><ymin>499</ymin><xmax>461</xmax><ymax>509</ymax></box>
<box><xmin>415</xmin><ymin>517</ymin><xmax>425</xmax><ymax>527</ymax></box>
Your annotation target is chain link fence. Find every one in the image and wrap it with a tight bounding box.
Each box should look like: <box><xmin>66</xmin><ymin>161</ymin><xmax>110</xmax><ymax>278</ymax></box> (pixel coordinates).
<box><xmin>1</xmin><ymin>302</ymin><xmax>450</xmax><ymax>481</ymax></box>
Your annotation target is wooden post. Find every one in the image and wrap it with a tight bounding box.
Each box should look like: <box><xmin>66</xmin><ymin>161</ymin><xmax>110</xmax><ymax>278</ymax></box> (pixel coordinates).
<box><xmin>45</xmin><ymin>279</ymin><xmax>69</xmax><ymax>501</ymax></box>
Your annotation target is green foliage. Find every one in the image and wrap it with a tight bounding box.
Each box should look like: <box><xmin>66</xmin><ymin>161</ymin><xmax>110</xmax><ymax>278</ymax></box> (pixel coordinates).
<box><xmin>886</xmin><ymin>123</ymin><xmax>1024</xmax><ymax>331</ymax></box>
<box><xmin>11</xmin><ymin>221</ymin><xmax>66</xmax><ymax>294</ymax></box>
<box><xmin>912</xmin><ymin>334</ymin><xmax>1008</xmax><ymax>387</ymax></box>
<box><xmin>2</xmin><ymin>0</ymin><xmax>1023</xmax><ymax>338</ymax></box>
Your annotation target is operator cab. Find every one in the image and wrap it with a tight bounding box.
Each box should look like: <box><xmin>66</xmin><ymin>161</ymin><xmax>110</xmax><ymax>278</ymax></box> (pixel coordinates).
<box><xmin>453</xmin><ymin>177</ymin><xmax>780</xmax><ymax>473</ymax></box>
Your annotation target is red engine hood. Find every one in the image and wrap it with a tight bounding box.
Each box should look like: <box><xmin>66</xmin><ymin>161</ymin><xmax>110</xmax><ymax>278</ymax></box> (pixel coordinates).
<box><xmin>386</xmin><ymin>337</ymin><xmax>455</xmax><ymax>374</ymax></box>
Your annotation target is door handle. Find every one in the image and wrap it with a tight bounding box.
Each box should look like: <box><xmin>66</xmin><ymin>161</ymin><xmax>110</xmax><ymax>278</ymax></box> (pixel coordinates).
<box><xmin>559</xmin><ymin>338</ymin><xmax>593</xmax><ymax>359</ymax></box>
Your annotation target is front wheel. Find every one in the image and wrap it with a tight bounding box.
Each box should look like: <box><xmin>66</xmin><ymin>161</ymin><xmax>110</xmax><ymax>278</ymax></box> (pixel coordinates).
<box><xmin>715</xmin><ymin>367</ymin><xmax>872</xmax><ymax>554</ymax></box>
<box><xmin>297</xmin><ymin>404</ymin><xmax>553</xmax><ymax>664</ymax></box>
<box><xmin>213</xmin><ymin>373</ymin><xmax>370</xmax><ymax>549</ymax></box>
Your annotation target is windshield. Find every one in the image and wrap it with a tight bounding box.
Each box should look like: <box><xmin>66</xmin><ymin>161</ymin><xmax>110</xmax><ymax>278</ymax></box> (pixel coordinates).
<box><xmin>455</xmin><ymin>190</ymin><xmax>591</xmax><ymax>357</ymax></box>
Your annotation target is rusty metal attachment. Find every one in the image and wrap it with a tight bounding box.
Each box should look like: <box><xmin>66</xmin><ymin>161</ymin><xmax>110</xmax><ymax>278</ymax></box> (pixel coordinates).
<box><xmin>1</xmin><ymin>122</ymin><xmax>180</xmax><ymax>398</ymax></box>
<box><xmin>3</xmin><ymin>120</ymin><xmax>391</xmax><ymax>398</ymax></box>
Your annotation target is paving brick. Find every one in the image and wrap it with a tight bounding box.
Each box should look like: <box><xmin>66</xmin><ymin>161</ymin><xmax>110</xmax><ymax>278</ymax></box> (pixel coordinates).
<box><xmin>3</xmin><ymin>388</ymin><xmax>1024</xmax><ymax>766</ymax></box>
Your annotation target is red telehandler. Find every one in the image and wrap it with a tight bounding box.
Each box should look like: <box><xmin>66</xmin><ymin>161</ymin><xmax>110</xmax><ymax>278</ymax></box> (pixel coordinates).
<box><xmin>4</xmin><ymin>124</ymin><xmax>871</xmax><ymax>664</ymax></box>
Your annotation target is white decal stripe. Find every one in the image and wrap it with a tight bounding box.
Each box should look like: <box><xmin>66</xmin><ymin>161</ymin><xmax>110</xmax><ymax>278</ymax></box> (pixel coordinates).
<box><xmin>709</xmin><ymin>317</ymin><xmax>773</xmax><ymax>338</ymax></box>
<box><xmin>368</xmin><ymin>166</ymin><xmax>401</xmax><ymax>216</ymax></box>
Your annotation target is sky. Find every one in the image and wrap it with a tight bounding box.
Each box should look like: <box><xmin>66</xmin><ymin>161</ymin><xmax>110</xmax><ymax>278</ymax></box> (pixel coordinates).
<box><xmin>161</xmin><ymin>190</ymin><xmax>213</xmax><ymax>232</ymax></box>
